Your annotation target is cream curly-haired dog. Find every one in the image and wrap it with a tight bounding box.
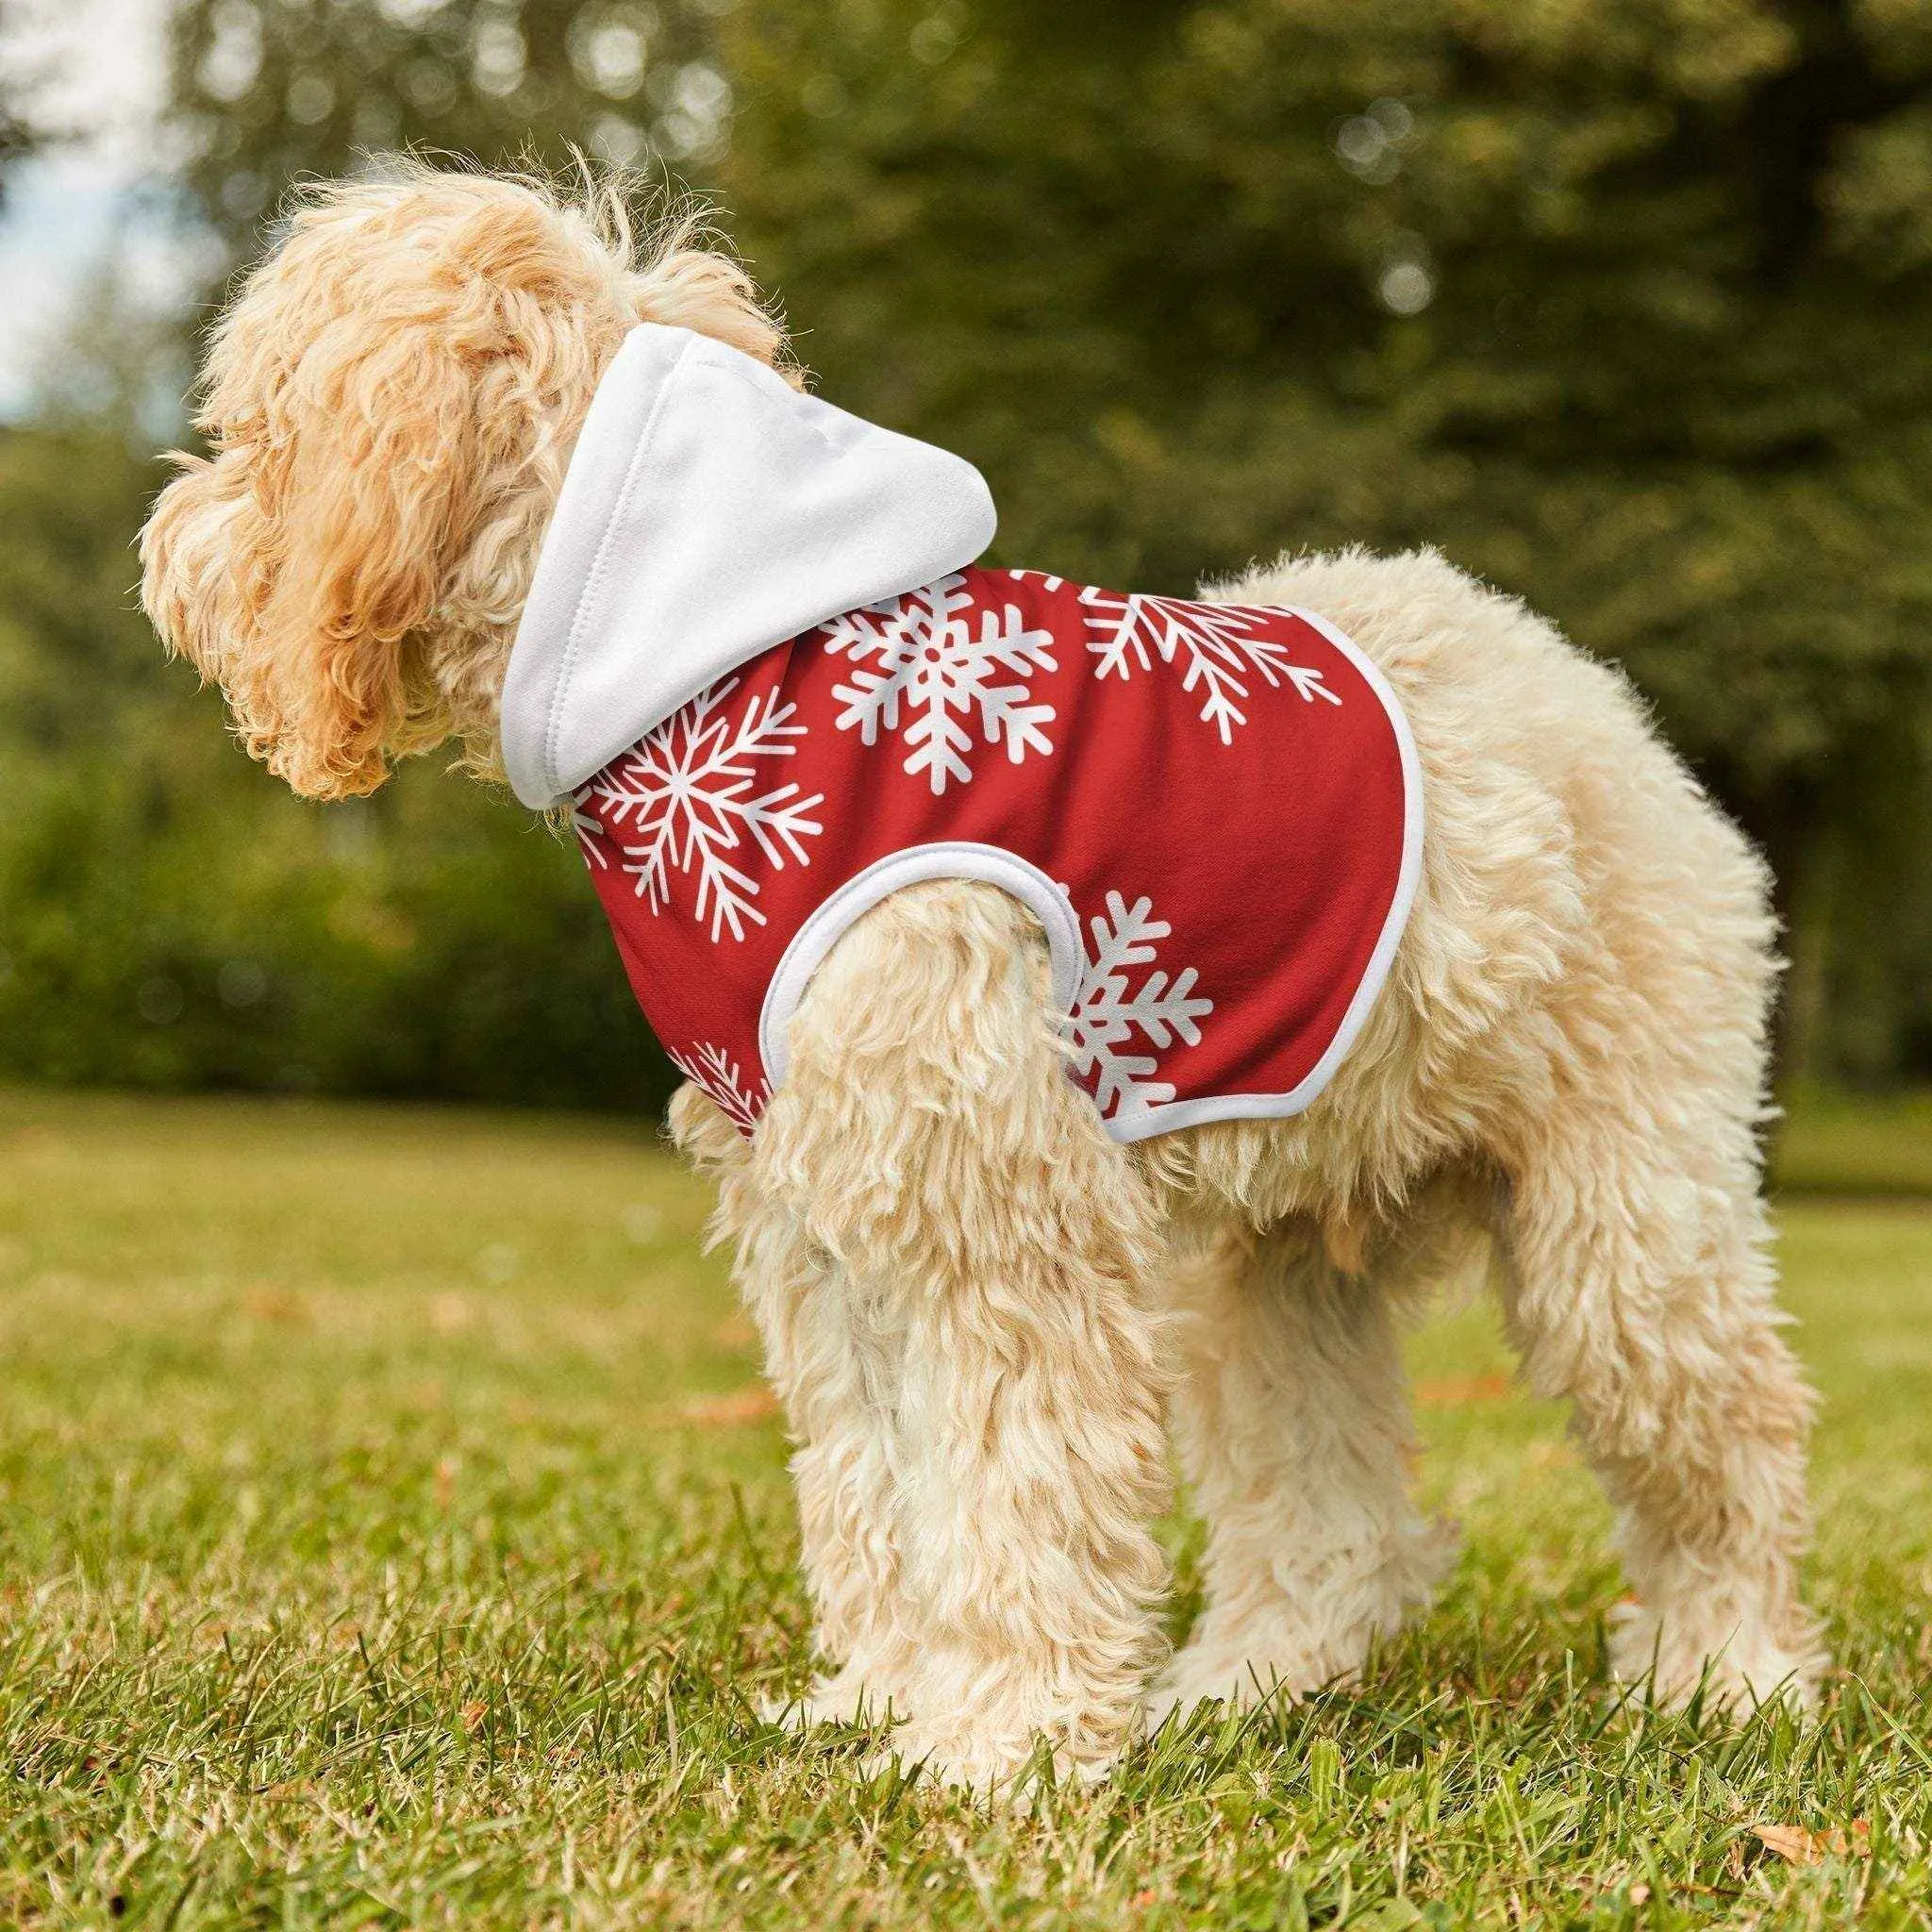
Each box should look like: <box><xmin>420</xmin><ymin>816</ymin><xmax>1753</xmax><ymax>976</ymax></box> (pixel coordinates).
<box><xmin>142</xmin><ymin>166</ymin><xmax>1824</xmax><ymax>1793</ymax></box>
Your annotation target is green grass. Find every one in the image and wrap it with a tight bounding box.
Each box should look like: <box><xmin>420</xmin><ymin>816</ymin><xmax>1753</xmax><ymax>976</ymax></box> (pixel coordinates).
<box><xmin>1774</xmin><ymin>1086</ymin><xmax>1932</xmax><ymax>1198</ymax></box>
<box><xmin>2</xmin><ymin>1088</ymin><xmax>1930</xmax><ymax>1929</ymax></box>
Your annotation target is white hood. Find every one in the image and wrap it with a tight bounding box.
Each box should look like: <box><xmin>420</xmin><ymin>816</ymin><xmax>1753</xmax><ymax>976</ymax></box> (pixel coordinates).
<box><xmin>499</xmin><ymin>324</ymin><xmax>997</xmax><ymax>809</ymax></box>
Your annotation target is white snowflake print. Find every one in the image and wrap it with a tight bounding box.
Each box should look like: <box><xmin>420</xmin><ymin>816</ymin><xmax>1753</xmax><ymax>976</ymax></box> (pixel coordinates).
<box><xmin>576</xmin><ymin>678</ymin><xmax>824</xmax><ymax>943</ymax></box>
<box><xmin>1066</xmin><ymin>891</ymin><xmax>1214</xmax><ymax>1123</ymax></box>
<box><xmin>821</xmin><ymin>573</ymin><xmax>1058</xmax><ymax>793</ymax></box>
<box><xmin>669</xmin><ymin>1041</ymin><xmax>769</xmax><ymax>1131</ymax></box>
<box><xmin>1080</xmin><ymin>590</ymin><xmax>1342</xmax><ymax>744</ymax></box>
<box><xmin>570</xmin><ymin>804</ymin><xmax>609</xmax><ymax>869</ymax></box>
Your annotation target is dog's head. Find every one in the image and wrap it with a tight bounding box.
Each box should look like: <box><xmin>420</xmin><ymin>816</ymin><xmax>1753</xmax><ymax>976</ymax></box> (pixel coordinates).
<box><xmin>142</xmin><ymin>165</ymin><xmax>786</xmax><ymax>799</ymax></box>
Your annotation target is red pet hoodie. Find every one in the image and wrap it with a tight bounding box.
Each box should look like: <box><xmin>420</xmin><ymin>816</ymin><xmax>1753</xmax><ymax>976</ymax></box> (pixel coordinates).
<box><xmin>501</xmin><ymin>325</ymin><xmax>1420</xmax><ymax>1143</ymax></box>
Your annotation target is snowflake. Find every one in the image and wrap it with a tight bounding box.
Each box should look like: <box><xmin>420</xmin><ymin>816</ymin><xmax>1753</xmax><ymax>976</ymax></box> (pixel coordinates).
<box><xmin>571</xmin><ymin>805</ymin><xmax>609</xmax><ymax>868</ymax></box>
<box><xmin>821</xmin><ymin>573</ymin><xmax>1058</xmax><ymax>793</ymax></box>
<box><xmin>1080</xmin><ymin>591</ymin><xmax>1342</xmax><ymax>744</ymax></box>
<box><xmin>576</xmin><ymin>678</ymin><xmax>824</xmax><ymax>943</ymax></box>
<box><xmin>1066</xmin><ymin>891</ymin><xmax>1214</xmax><ymax>1123</ymax></box>
<box><xmin>670</xmin><ymin>1041</ymin><xmax>769</xmax><ymax>1132</ymax></box>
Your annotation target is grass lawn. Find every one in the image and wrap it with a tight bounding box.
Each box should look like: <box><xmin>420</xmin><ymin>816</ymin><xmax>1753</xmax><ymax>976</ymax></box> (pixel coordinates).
<box><xmin>1774</xmin><ymin>1087</ymin><xmax>1932</xmax><ymax>1198</ymax></box>
<box><xmin>2</xmin><ymin>1088</ymin><xmax>1930</xmax><ymax>1928</ymax></box>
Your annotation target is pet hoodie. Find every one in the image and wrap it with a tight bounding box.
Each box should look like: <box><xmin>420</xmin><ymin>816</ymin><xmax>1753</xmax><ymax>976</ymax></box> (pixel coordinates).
<box><xmin>500</xmin><ymin>324</ymin><xmax>1422</xmax><ymax>1143</ymax></box>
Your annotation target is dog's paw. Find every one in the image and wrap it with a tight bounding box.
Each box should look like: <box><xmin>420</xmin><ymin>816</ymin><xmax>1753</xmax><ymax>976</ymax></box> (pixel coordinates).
<box><xmin>1607</xmin><ymin>1597</ymin><xmax>1826</xmax><ymax>1716</ymax></box>
<box><xmin>762</xmin><ymin>1665</ymin><xmax>903</xmax><ymax>1734</ymax></box>
<box><xmin>865</xmin><ymin>1724</ymin><xmax>1120</xmax><ymax>1806</ymax></box>
<box><xmin>1143</xmin><ymin>1643</ymin><xmax>1332</xmax><ymax>1730</ymax></box>
<box><xmin>1148</xmin><ymin>1521</ymin><xmax>1457</xmax><ymax>1729</ymax></box>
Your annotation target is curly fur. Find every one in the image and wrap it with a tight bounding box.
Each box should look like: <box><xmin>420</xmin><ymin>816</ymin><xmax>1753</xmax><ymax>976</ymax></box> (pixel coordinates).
<box><xmin>142</xmin><ymin>162</ymin><xmax>787</xmax><ymax>798</ymax></box>
<box><xmin>142</xmin><ymin>167</ymin><xmax>1825</xmax><ymax>1797</ymax></box>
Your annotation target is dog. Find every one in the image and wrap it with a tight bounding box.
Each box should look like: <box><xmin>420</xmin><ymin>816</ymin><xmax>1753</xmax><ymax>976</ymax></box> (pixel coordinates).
<box><xmin>142</xmin><ymin>166</ymin><xmax>1824</xmax><ymax>1793</ymax></box>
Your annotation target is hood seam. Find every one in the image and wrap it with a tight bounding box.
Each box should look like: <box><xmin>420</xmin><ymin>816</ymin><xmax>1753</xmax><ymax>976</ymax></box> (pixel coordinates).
<box><xmin>542</xmin><ymin>332</ymin><xmax>697</xmax><ymax>802</ymax></box>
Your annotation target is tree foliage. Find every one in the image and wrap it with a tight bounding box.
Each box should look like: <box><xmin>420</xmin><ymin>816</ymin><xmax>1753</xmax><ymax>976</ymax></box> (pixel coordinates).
<box><xmin>708</xmin><ymin>0</ymin><xmax>1932</xmax><ymax>1075</ymax></box>
<box><xmin>0</xmin><ymin>417</ymin><xmax>676</xmax><ymax>1108</ymax></box>
<box><xmin>171</xmin><ymin>0</ymin><xmax>730</xmax><ymax>244</ymax></box>
<box><xmin>0</xmin><ymin>0</ymin><xmax>42</xmax><ymax>206</ymax></box>
<box><xmin>7</xmin><ymin>0</ymin><xmax>1932</xmax><ymax>1097</ymax></box>
<box><xmin>723</xmin><ymin>13</ymin><xmax>1931</xmax><ymax>810</ymax></box>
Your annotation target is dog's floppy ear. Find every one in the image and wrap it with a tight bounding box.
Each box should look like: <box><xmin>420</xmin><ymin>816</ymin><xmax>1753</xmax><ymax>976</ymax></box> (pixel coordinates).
<box><xmin>142</xmin><ymin>172</ymin><xmax>791</xmax><ymax>800</ymax></box>
<box><xmin>142</xmin><ymin>441</ymin><xmax>270</xmax><ymax>719</ymax></box>
<box><xmin>143</xmin><ymin>176</ymin><xmax>606</xmax><ymax>800</ymax></box>
<box><xmin>172</xmin><ymin>283</ymin><xmax>505</xmax><ymax>800</ymax></box>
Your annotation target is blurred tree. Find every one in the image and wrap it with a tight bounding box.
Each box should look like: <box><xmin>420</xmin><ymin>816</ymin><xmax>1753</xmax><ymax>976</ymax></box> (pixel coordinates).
<box><xmin>5</xmin><ymin>0</ymin><xmax>1920</xmax><ymax>1102</ymax></box>
<box><xmin>0</xmin><ymin>400</ymin><xmax>677</xmax><ymax>1110</ymax></box>
<box><xmin>716</xmin><ymin>0</ymin><xmax>1932</xmax><ymax>1085</ymax></box>
<box><xmin>0</xmin><ymin>0</ymin><xmax>746</xmax><ymax>1110</ymax></box>
<box><xmin>0</xmin><ymin>0</ymin><xmax>42</xmax><ymax>203</ymax></box>
<box><xmin>0</xmin><ymin>100</ymin><xmax>30</xmax><ymax>197</ymax></box>
<box><xmin>166</xmin><ymin>0</ymin><xmax>733</xmax><ymax>248</ymax></box>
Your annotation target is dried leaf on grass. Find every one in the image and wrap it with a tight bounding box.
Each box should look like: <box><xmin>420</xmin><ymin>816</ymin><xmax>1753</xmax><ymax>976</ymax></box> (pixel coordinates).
<box><xmin>1415</xmin><ymin>1374</ymin><xmax>1513</xmax><ymax>1406</ymax></box>
<box><xmin>1753</xmin><ymin>1821</ymin><xmax>1871</xmax><ymax>1865</ymax></box>
<box><xmin>659</xmin><ymin>1385</ymin><xmax>781</xmax><ymax>1428</ymax></box>
<box><xmin>242</xmin><ymin>1284</ymin><xmax>308</xmax><ymax>1325</ymax></box>
<box><xmin>713</xmin><ymin>1312</ymin><xmax>758</xmax><ymax>1348</ymax></box>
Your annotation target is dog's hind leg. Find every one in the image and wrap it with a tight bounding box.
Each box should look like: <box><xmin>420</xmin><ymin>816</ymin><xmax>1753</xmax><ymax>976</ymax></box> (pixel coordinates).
<box><xmin>1148</xmin><ymin>1220</ymin><xmax>1455</xmax><ymax>1724</ymax></box>
<box><xmin>1500</xmin><ymin>1105</ymin><xmax>1824</xmax><ymax>1710</ymax></box>
<box><xmin>752</xmin><ymin>879</ymin><xmax>1174</xmax><ymax>1794</ymax></box>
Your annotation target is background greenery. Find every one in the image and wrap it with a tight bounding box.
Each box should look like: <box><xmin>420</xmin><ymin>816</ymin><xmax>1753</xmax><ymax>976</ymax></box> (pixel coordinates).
<box><xmin>8</xmin><ymin>19</ymin><xmax>1932</xmax><ymax>1915</ymax></box>
<box><xmin>8</xmin><ymin>0</ymin><xmax>1932</xmax><ymax>1107</ymax></box>
<box><xmin>3</xmin><ymin>1084</ymin><xmax>1930</xmax><ymax>1927</ymax></box>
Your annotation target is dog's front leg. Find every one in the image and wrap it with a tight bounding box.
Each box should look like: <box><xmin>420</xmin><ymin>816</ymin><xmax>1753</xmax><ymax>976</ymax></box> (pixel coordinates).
<box><xmin>758</xmin><ymin>1239</ymin><xmax>924</xmax><ymax>1728</ymax></box>
<box><xmin>755</xmin><ymin>881</ymin><xmax>1174</xmax><ymax>1796</ymax></box>
<box><xmin>672</xmin><ymin>1084</ymin><xmax>919</xmax><ymax>1726</ymax></box>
